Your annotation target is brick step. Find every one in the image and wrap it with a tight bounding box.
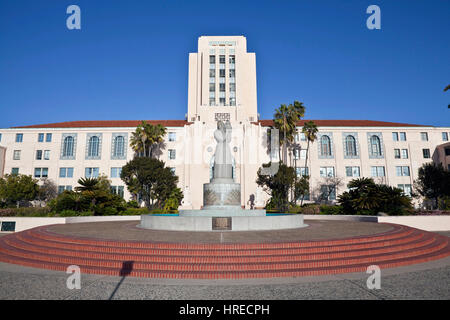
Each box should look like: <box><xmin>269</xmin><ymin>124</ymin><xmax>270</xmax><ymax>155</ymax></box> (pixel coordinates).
<box><xmin>4</xmin><ymin>232</ymin><xmax>437</xmax><ymax>264</ymax></box>
<box><xmin>0</xmin><ymin>243</ymin><xmax>449</xmax><ymax>279</ymax></box>
<box><xmin>26</xmin><ymin>223</ymin><xmax>413</xmax><ymax>250</ymax></box>
<box><xmin>0</xmin><ymin>235</ymin><xmax>447</xmax><ymax>272</ymax></box>
<box><xmin>14</xmin><ymin>229</ymin><xmax>427</xmax><ymax>257</ymax></box>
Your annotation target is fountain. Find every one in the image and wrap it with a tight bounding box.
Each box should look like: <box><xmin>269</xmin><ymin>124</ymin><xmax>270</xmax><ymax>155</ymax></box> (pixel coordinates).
<box><xmin>140</xmin><ymin>120</ymin><xmax>304</xmax><ymax>231</ymax></box>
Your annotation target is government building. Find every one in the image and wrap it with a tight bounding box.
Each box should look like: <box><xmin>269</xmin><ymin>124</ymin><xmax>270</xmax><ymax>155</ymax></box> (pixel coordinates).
<box><xmin>0</xmin><ymin>36</ymin><xmax>449</xmax><ymax>209</ymax></box>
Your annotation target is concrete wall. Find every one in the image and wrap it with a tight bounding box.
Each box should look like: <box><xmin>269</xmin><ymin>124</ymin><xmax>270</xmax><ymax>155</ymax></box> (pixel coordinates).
<box><xmin>378</xmin><ymin>215</ymin><xmax>450</xmax><ymax>231</ymax></box>
<box><xmin>0</xmin><ymin>216</ymin><xmax>141</xmax><ymax>232</ymax></box>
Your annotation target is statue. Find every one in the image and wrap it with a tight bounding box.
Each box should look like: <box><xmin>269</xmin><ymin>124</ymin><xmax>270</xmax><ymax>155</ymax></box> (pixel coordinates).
<box><xmin>213</xmin><ymin>120</ymin><xmax>233</xmax><ymax>182</ymax></box>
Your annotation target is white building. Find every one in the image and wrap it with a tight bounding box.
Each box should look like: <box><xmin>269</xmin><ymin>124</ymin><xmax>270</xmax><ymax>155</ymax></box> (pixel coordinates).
<box><xmin>0</xmin><ymin>36</ymin><xmax>449</xmax><ymax>209</ymax></box>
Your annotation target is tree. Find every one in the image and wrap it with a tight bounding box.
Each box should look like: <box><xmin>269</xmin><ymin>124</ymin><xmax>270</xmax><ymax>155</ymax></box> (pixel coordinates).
<box><xmin>414</xmin><ymin>163</ymin><xmax>450</xmax><ymax>209</ymax></box>
<box><xmin>37</xmin><ymin>178</ymin><xmax>58</xmax><ymax>202</ymax></box>
<box><xmin>300</xmin><ymin>121</ymin><xmax>318</xmax><ymax>205</ymax></box>
<box><xmin>121</xmin><ymin>157</ymin><xmax>183</xmax><ymax>210</ymax></box>
<box><xmin>0</xmin><ymin>174</ymin><xmax>39</xmax><ymax>207</ymax></box>
<box><xmin>338</xmin><ymin>178</ymin><xmax>413</xmax><ymax>215</ymax></box>
<box><xmin>256</xmin><ymin>162</ymin><xmax>307</xmax><ymax>212</ymax></box>
<box><xmin>273</xmin><ymin>101</ymin><xmax>306</xmax><ymax>164</ymax></box>
<box><xmin>130</xmin><ymin>121</ymin><xmax>167</xmax><ymax>158</ymax></box>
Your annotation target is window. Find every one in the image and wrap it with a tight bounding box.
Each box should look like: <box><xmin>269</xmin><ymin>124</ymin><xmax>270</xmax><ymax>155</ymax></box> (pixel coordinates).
<box><xmin>398</xmin><ymin>184</ymin><xmax>412</xmax><ymax>197</ymax></box>
<box><xmin>168</xmin><ymin>132</ymin><xmax>176</xmax><ymax>142</ymax></box>
<box><xmin>58</xmin><ymin>186</ymin><xmax>72</xmax><ymax>194</ymax></box>
<box><xmin>219</xmin><ymin>55</ymin><xmax>225</xmax><ymax>64</ymax></box>
<box><xmin>345</xmin><ymin>166</ymin><xmax>360</xmax><ymax>177</ymax></box>
<box><xmin>169</xmin><ymin>167</ymin><xmax>176</xmax><ymax>175</ymax></box>
<box><xmin>219</xmin><ymin>83</ymin><xmax>225</xmax><ymax>92</ymax></box>
<box><xmin>396</xmin><ymin>166</ymin><xmax>410</xmax><ymax>176</ymax></box>
<box><xmin>320</xmin><ymin>167</ymin><xmax>335</xmax><ymax>177</ymax></box>
<box><xmin>370</xmin><ymin>135</ymin><xmax>382</xmax><ymax>156</ymax></box>
<box><xmin>230</xmin><ymin>83</ymin><xmax>236</xmax><ymax>92</ymax></box>
<box><xmin>420</xmin><ymin>132</ymin><xmax>428</xmax><ymax>141</ymax></box>
<box><xmin>219</xmin><ymin>69</ymin><xmax>225</xmax><ymax>77</ymax></box>
<box><xmin>401</xmin><ymin>149</ymin><xmax>408</xmax><ymax>159</ymax></box>
<box><xmin>443</xmin><ymin>132</ymin><xmax>449</xmax><ymax>141</ymax></box>
<box><xmin>229</xmin><ymin>69</ymin><xmax>235</xmax><ymax>78</ymax></box>
<box><xmin>371</xmin><ymin>166</ymin><xmax>385</xmax><ymax>177</ymax></box>
<box><xmin>85</xmin><ymin>167</ymin><xmax>99</xmax><ymax>178</ymax></box>
<box><xmin>110</xmin><ymin>186</ymin><xmax>124</xmax><ymax>198</ymax></box>
<box><xmin>113</xmin><ymin>135</ymin><xmax>125</xmax><ymax>158</ymax></box>
<box><xmin>400</xmin><ymin>132</ymin><xmax>406</xmax><ymax>141</ymax></box>
<box><xmin>394</xmin><ymin>149</ymin><xmax>401</xmax><ymax>159</ymax></box>
<box><xmin>0</xmin><ymin>133</ymin><xmax>2</xmax><ymax>142</ymax></box>
<box><xmin>423</xmin><ymin>148</ymin><xmax>430</xmax><ymax>158</ymax></box>
<box><xmin>34</xmin><ymin>168</ymin><xmax>48</xmax><ymax>178</ymax></box>
<box><xmin>13</xmin><ymin>150</ymin><xmax>21</xmax><ymax>160</ymax></box>
<box><xmin>229</xmin><ymin>55</ymin><xmax>235</xmax><ymax>64</ymax></box>
<box><xmin>168</xmin><ymin>149</ymin><xmax>176</xmax><ymax>160</ymax></box>
<box><xmin>209</xmin><ymin>55</ymin><xmax>215</xmax><ymax>64</ymax></box>
<box><xmin>445</xmin><ymin>148</ymin><xmax>450</xmax><ymax>156</ymax></box>
<box><xmin>46</xmin><ymin>133</ymin><xmax>52</xmax><ymax>142</ymax></box>
<box><xmin>15</xmin><ymin>134</ymin><xmax>23</xmax><ymax>143</ymax></box>
<box><xmin>111</xmin><ymin>167</ymin><xmax>122</xmax><ymax>178</ymax></box>
<box><xmin>59</xmin><ymin>167</ymin><xmax>74</xmax><ymax>178</ymax></box>
<box><xmin>392</xmin><ymin>132</ymin><xmax>399</xmax><ymax>141</ymax></box>
<box><xmin>229</xmin><ymin>97</ymin><xmax>236</xmax><ymax>106</ymax></box>
<box><xmin>296</xmin><ymin>167</ymin><xmax>309</xmax><ymax>177</ymax></box>
<box><xmin>345</xmin><ymin>135</ymin><xmax>357</xmax><ymax>156</ymax></box>
<box><xmin>320</xmin><ymin>135</ymin><xmax>331</xmax><ymax>156</ymax></box>
<box><xmin>209</xmin><ymin>83</ymin><xmax>215</xmax><ymax>92</ymax></box>
<box><xmin>38</xmin><ymin>133</ymin><xmax>44</xmax><ymax>142</ymax></box>
<box><xmin>320</xmin><ymin>185</ymin><xmax>336</xmax><ymax>201</ymax></box>
<box><xmin>36</xmin><ymin>150</ymin><xmax>43</xmax><ymax>160</ymax></box>
<box><xmin>219</xmin><ymin>98</ymin><xmax>226</xmax><ymax>105</ymax></box>
<box><xmin>43</xmin><ymin>150</ymin><xmax>49</xmax><ymax>160</ymax></box>
<box><xmin>297</xmin><ymin>132</ymin><xmax>306</xmax><ymax>141</ymax></box>
<box><xmin>62</xmin><ymin>136</ymin><xmax>74</xmax><ymax>157</ymax></box>
<box><xmin>209</xmin><ymin>98</ymin><xmax>216</xmax><ymax>106</ymax></box>
<box><xmin>209</xmin><ymin>69</ymin><xmax>216</xmax><ymax>78</ymax></box>
<box><xmin>11</xmin><ymin>168</ymin><xmax>19</xmax><ymax>175</ymax></box>
<box><xmin>88</xmin><ymin>136</ymin><xmax>100</xmax><ymax>157</ymax></box>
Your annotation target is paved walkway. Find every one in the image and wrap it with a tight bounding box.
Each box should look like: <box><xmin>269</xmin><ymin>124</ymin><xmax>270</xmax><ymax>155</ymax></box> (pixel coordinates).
<box><xmin>0</xmin><ymin>256</ymin><xmax>449</xmax><ymax>299</ymax></box>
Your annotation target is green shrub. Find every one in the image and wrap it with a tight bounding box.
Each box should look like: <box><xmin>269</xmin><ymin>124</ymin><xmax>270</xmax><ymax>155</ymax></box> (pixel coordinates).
<box><xmin>0</xmin><ymin>207</ymin><xmax>52</xmax><ymax>217</ymax></box>
<box><xmin>319</xmin><ymin>205</ymin><xmax>343</xmax><ymax>215</ymax></box>
<box><xmin>58</xmin><ymin>210</ymin><xmax>80</xmax><ymax>217</ymax></box>
<box><xmin>122</xmin><ymin>207</ymin><xmax>150</xmax><ymax>215</ymax></box>
<box><xmin>301</xmin><ymin>204</ymin><xmax>320</xmax><ymax>215</ymax></box>
<box><xmin>126</xmin><ymin>200</ymin><xmax>140</xmax><ymax>208</ymax></box>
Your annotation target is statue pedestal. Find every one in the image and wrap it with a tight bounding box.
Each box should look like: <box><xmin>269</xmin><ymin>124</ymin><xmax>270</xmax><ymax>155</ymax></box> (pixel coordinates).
<box><xmin>203</xmin><ymin>182</ymin><xmax>241</xmax><ymax>207</ymax></box>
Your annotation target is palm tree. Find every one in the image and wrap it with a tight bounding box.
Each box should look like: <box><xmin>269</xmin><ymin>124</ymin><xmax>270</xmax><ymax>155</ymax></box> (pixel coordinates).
<box><xmin>130</xmin><ymin>121</ymin><xmax>167</xmax><ymax>157</ymax></box>
<box><xmin>274</xmin><ymin>104</ymin><xmax>298</xmax><ymax>163</ymax></box>
<box><xmin>300</xmin><ymin>121</ymin><xmax>318</xmax><ymax>205</ymax></box>
<box><xmin>75</xmin><ymin>177</ymin><xmax>99</xmax><ymax>192</ymax></box>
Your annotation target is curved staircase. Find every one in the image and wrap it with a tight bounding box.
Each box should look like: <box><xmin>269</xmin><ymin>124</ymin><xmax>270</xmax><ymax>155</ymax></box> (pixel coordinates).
<box><xmin>0</xmin><ymin>224</ymin><xmax>449</xmax><ymax>279</ymax></box>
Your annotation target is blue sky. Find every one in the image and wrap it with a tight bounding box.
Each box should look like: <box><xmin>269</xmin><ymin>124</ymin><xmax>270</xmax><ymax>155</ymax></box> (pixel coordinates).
<box><xmin>0</xmin><ymin>0</ymin><xmax>449</xmax><ymax>128</ymax></box>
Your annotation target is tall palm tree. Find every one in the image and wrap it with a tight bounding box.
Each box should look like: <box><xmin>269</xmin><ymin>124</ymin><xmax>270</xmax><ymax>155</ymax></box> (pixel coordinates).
<box><xmin>130</xmin><ymin>121</ymin><xmax>167</xmax><ymax>158</ymax></box>
<box><xmin>274</xmin><ymin>104</ymin><xmax>298</xmax><ymax>163</ymax></box>
<box><xmin>300</xmin><ymin>121</ymin><xmax>318</xmax><ymax>205</ymax></box>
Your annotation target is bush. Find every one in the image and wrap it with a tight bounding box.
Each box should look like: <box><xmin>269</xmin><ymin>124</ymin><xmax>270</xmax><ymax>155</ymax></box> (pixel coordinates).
<box><xmin>300</xmin><ymin>204</ymin><xmax>320</xmax><ymax>215</ymax></box>
<box><xmin>56</xmin><ymin>210</ymin><xmax>94</xmax><ymax>217</ymax></box>
<box><xmin>126</xmin><ymin>200</ymin><xmax>140</xmax><ymax>208</ymax></box>
<box><xmin>122</xmin><ymin>207</ymin><xmax>150</xmax><ymax>215</ymax></box>
<box><xmin>0</xmin><ymin>207</ymin><xmax>52</xmax><ymax>217</ymax></box>
<box><xmin>319</xmin><ymin>205</ymin><xmax>343</xmax><ymax>215</ymax></box>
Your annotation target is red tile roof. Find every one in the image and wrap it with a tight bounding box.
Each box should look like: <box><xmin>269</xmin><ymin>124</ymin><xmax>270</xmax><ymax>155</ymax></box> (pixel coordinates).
<box><xmin>12</xmin><ymin>120</ymin><xmax>190</xmax><ymax>129</ymax></box>
<box><xmin>254</xmin><ymin>119</ymin><xmax>430</xmax><ymax>127</ymax></box>
<box><xmin>11</xmin><ymin>119</ymin><xmax>430</xmax><ymax>129</ymax></box>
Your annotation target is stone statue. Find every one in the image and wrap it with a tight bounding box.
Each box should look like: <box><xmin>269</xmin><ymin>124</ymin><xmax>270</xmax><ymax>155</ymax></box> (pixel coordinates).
<box><xmin>213</xmin><ymin>120</ymin><xmax>233</xmax><ymax>182</ymax></box>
